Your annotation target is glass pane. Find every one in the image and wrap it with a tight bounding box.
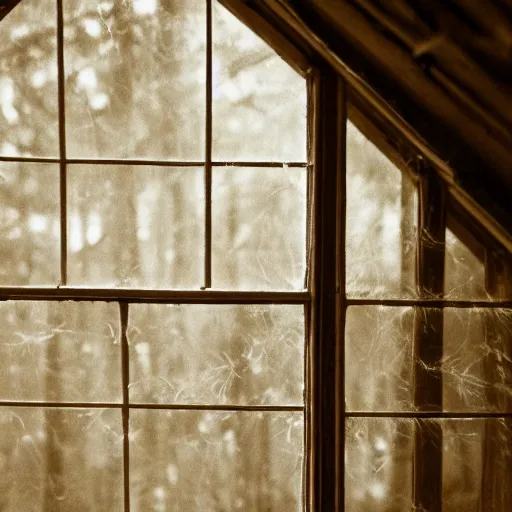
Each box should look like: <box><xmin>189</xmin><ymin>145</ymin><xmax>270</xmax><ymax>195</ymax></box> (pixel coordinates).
<box><xmin>346</xmin><ymin>306</ymin><xmax>512</xmax><ymax>412</ymax></box>
<box><xmin>345</xmin><ymin>417</ymin><xmax>413</xmax><ymax>511</ymax></box>
<box><xmin>128</xmin><ymin>304</ymin><xmax>304</xmax><ymax>405</ymax></box>
<box><xmin>64</xmin><ymin>0</ymin><xmax>206</xmax><ymax>160</ymax></box>
<box><xmin>445</xmin><ymin>228</ymin><xmax>487</xmax><ymax>300</ymax></box>
<box><xmin>212</xmin><ymin>167</ymin><xmax>307</xmax><ymax>290</ymax></box>
<box><xmin>345</xmin><ymin>417</ymin><xmax>512</xmax><ymax>511</ymax></box>
<box><xmin>212</xmin><ymin>2</ymin><xmax>306</xmax><ymax>162</ymax></box>
<box><xmin>68</xmin><ymin>165</ymin><xmax>204</xmax><ymax>288</ymax></box>
<box><xmin>345</xmin><ymin>306</ymin><xmax>414</xmax><ymax>412</ymax></box>
<box><xmin>0</xmin><ymin>301</ymin><xmax>121</xmax><ymax>402</ymax></box>
<box><xmin>130</xmin><ymin>410</ymin><xmax>303</xmax><ymax>511</ymax></box>
<box><xmin>443</xmin><ymin>308</ymin><xmax>512</xmax><ymax>412</ymax></box>
<box><xmin>346</xmin><ymin>121</ymin><xmax>417</xmax><ymax>299</ymax></box>
<box><xmin>0</xmin><ymin>408</ymin><xmax>123</xmax><ymax>511</ymax></box>
<box><xmin>0</xmin><ymin>0</ymin><xmax>58</xmax><ymax>157</ymax></box>
<box><xmin>0</xmin><ymin>163</ymin><xmax>59</xmax><ymax>285</ymax></box>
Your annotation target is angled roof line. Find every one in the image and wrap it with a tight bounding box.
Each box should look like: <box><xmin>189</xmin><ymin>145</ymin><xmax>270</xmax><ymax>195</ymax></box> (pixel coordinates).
<box><xmin>220</xmin><ymin>0</ymin><xmax>512</xmax><ymax>254</ymax></box>
<box><xmin>0</xmin><ymin>0</ymin><xmax>22</xmax><ymax>23</ymax></box>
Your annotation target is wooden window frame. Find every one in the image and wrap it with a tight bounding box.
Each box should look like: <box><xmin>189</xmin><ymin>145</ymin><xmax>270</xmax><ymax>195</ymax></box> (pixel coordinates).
<box><xmin>2</xmin><ymin>0</ymin><xmax>511</xmax><ymax>510</ymax></box>
<box><xmin>0</xmin><ymin>1</ymin><xmax>312</xmax><ymax>510</ymax></box>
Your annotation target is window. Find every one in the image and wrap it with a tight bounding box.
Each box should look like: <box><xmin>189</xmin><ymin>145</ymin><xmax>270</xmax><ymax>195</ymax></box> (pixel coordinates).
<box><xmin>343</xmin><ymin>115</ymin><xmax>512</xmax><ymax>511</ymax></box>
<box><xmin>0</xmin><ymin>1</ymin><xmax>309</xmax><ymax>510</ymax></box>
<box><xmin>2</xmin><ymin>0</ymin><xmax>512</xmax><ymax>511</ymax></box>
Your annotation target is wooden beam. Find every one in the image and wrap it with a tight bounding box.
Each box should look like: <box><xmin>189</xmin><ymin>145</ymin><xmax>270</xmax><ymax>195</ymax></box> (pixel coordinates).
<box><xmin>450</xmin><ymin>0</ymin><xmax>512</xmax><ymax>47</ymax></box>
<box><xmin>308</xmin><ymin>67</ymin><xmax>345</xmax><ymax>512</ymax></box>
<box><xmin>430</xmin><ymin>66</ymin><xmax>512</xmax><ymax>145</ymax></box>
<box><xmin>352</xmin><ymin>0</ymin><xmax>512</xmax><ymax>135</ymax></box>
<box><xmin>309</xmin><ymin>0</ymin><xmax>512</xmax><ymax>177</ymax></box>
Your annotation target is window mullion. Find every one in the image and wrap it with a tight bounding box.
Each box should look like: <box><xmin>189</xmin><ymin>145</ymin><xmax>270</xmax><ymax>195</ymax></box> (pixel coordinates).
<box><xmin>0</xmin><ymin>287</ymin><xmax>309</xmax><ymax>303</ymax></box>
<box><xmin>56</xmin><ymin>0</ymin><xmax>67</xmax><ymax>285</ymax></box>
<box><xmin>204</xmin><ymin>0</ymin><xmax>213</xmax><ymax>289</ymax></box>
<box><xmin>335</xmin><ymin>77</ymin><xmax>346</xmax><ymax>512</ymax></box>
<box><xmin>120</xmin><ymin>302</ymin><xmax>130</xmax><ymax>512</ymax></box>
<box><xmin>309</xmin><ymin>66</ymin><xmax>345</xmax><ymax>512</ymax></box>
<box><xmin>413</xmin><ymin>165</ymin><xmax>447</xmax><ymax>511</ymax></box>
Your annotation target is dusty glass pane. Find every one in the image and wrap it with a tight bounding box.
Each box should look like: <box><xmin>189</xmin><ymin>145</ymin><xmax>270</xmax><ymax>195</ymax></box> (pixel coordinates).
<box><xmin>346</xmin><ymin>121</ymin><xmax>417</xmax><ymax>299</ymax></box>
<box><xmin>0</xmin><ymin>0</ymin><xmax>58</xmax><ymax>157</ymax></box>
<box><xmin>0</xmin><ymin>408</ymin><xmax>123</xmax><ymax>511</ymax></box>
<box><xmin>346</xmin><ymin>306</ymin><xmax>512</xmax><ymax>412</ymax></box>
<box><xmin>68</xmin><ymin>165</ymin><xmax>204</xmax><ymax>288</ymax></box>
<box><xmin>130</xmin><ymin>410</ymin><xmax>303</xmax><ymax>511</ymax></box>
<box><xmin>0</xmin><ymin>163</ymin><xmax>59</xmax><ymax>285</ymax></box>
<box><xmin>212</xmin><ymin>2</ymin><xmax>307</xmax><ymax>162</ymax></box>
<box><xmin>64</xmin><ymin>0</ymin><xmax>205</xmax><ymax>160</ymax></box>
<box><xmin>129</xmin><ymin>304</ymin><xmax>304</xmax><ymax>405</ymax></box>
<box><xmin>345</xmin><ymin>417</ymin><xmax>414</xmax><ymax>511</ymax></box>
<box><xmin>345</xmin><ymin>417</ymin><xmax>512</xmax><ymax>511</ymax></box>
<box><xmin>0</xmin><ymin>301</ymin><xmax>121</xmax><ymax>402</ymax></box>
<box><xmin>345</xmin><ymin>306</ymin><xmax>414</xmax><ymax>412</ymax></box>
<box><xmin>212</xmin><ymin>167</ymin><xmax>307</xmax><ymax>290</ymax></box>
<box><xmin>443</xmin><ymin>308</ymin><xmax>512</xmax><ymax>412</ymax></box>
<box><xmin>445</xmin><ymin>228</ymin><xmax>487</xmax><ymax>300</ymax></box>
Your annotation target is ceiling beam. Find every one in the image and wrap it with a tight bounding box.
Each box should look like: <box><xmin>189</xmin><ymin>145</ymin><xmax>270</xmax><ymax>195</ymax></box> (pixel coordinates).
<box><xmin>309</xmin><ymin>0</ymin><xmax>512</xmax><ymax>180</ymax></box>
